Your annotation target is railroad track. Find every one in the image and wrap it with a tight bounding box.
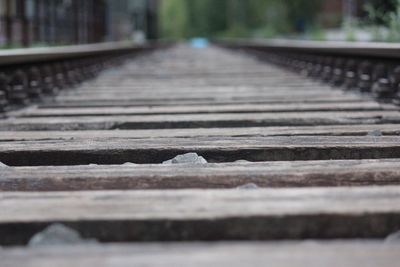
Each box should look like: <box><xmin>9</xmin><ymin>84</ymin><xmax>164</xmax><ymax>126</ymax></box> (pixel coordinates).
<box><xmin>0</xmin><ymin>42</ymin><xmax>159</xmax><ymax>112</ymax></box>
<box><xmin>1</xmin><ymin>41</ymin><xmax>400</xmax><ymax>266</ymax></box>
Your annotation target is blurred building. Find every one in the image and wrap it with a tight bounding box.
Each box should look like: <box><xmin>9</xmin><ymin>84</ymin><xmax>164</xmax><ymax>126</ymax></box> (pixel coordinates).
<box><xmin>0</xmin><ymin>0</ymin><xmax>159</xmax><ymax>48</ymax></box>
<box><xmin>318</xmin><ymin>0</ymin><xmax>364</xmax><ymax>28</ymax></box>
<box><xmin>106</xmin><ymin>0</ymin><xmax>158</xmax><ymax>42</ymax></box>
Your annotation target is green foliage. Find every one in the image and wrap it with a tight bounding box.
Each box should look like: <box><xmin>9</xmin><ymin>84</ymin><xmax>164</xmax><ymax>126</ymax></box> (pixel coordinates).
<box><xmin>364</xmin><ymin>2</ymin><xmax>389</xmax><ymax>41</ymax></box>
<box><xmin>0</xmin><ymin>43</ymin><xmax>24</xmax><ymax>49</ymax></box>
<box><xmin>363</xmin><ymin>0</ymin><xmax>400</xmax><ymax>42</ymax></box>
<box><xmin>386</xmin><ymin>0</ymin><xmax>400</xmax><ymax>41</ymax></box>
<box><xmin>307</xmin><ymin>25</ymin><xmax>327</xmax><ymax>41</ymax></box>
<box><xmin>160</xmin><ymin>0</ymin><xmax>321</xmax><ymax>39</ymax></box>
<box><xmin>159</xmin><ymin>0</ymin><xmax>189</xmax><ymax>39</ymax></box>
<box><xmin>343</xmin><ymin>18</ymin><xmax>358</xmax><ymax>42</ymax></box>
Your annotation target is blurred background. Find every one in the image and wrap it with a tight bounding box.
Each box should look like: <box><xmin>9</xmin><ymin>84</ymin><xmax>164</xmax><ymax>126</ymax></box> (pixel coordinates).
<box><xmin>0</xmin><ymin>0</ymin><xmax>399</xmax><ymax>48</ymax></box>
<box><xmin>160</xmin><ymin>0</ymin><xmax>399</xmax><ymax>42</ymax></box>
<box><xmin>0</xmin><ymin>0</ymin><xmax>159</xmax><ymax>48</ymax></box>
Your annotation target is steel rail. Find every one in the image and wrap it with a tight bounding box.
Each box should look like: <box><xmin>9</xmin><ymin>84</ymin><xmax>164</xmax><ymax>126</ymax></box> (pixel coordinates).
<box><xmin>218</xmin><ymin>39</ymin><xmax>400</xmax><ymax>103</ymax></box>
<box><xmin>0</xmin><ymin>41</ymin><xmax>155</xmax><ymax>66</ymax></box>
<box><xmin>218</xmin><ymin>38</ymin><xmax>400</xmax><ymax>59</ymax></box>
<box><xmin>0</xmin><ymin>42</ymin><xmax>165</xmax><ymax>111</ymax></box>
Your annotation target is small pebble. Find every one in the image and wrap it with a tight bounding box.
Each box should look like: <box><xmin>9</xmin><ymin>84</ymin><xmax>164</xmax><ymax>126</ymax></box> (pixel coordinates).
<box><xmin>163</xmin><ymin>152</ymin><xmax>207</xmax><ymax>165</ymax></box>
<box><xmin>367</xmin><ymin>130</ymin><xmax>383</xmax><ymax>137</ymax></box>
<box><xmin>385</xmin><ymin>230</ymin><xmax>400</xmax><ymax>243</ymax></box>
<box><xmin>236</xmin><ymin>183</ymin><xmax>259</xmax><ymax>189</ymax></box>
<box><xmin>0</xmin><ymin>162</ymin><xmax>8</xmax><ymax>168</ymax></box>
<box><xmin>28</xmin><ymin>224</ymin><xmax>96</xmax><ymax>247</ymax></box>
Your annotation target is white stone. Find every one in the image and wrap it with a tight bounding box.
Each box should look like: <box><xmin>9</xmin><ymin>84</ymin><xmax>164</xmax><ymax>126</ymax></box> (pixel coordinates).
<box><xmin>163</xmin><ymin>153</ymin><xmax>207</xmax><ymax>165</ymax></box>
<box><xmin>385</xmin><ymin>230</ymin><xmax>400</xmax><ymax>243</ymax></box>
<box><xmin>28</xmin><ymin>224</ymin><xmax>96</xmax><ymax>247</ymax></box>
<box><xmin>0</xmin><ymin>162</ymin><xmax>8</xmax><ymax>168</ymax></box>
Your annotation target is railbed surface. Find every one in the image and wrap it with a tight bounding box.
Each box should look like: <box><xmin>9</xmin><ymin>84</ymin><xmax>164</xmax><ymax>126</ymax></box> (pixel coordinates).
<box><xmin>1</xmin><ymin>45</ymin><xmax>400</xmax><ymax>265</ymax></box>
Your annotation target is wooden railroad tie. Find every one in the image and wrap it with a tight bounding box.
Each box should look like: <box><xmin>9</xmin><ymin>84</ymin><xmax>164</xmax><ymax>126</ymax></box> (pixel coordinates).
<box><xmin>1</xmin><ymin>44</ymin><xmax>400</xmax><ymax>266</ymax></box>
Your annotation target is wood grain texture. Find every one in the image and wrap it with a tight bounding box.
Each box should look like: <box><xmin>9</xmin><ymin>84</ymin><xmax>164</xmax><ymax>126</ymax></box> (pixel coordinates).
<box><xmin>1</xmin><ymin>186</ymin><xmax>400</xmax><ymax>245</ymax></box>
<box><xmin>1</xmin><ymin>136</ymin><xmax>400</xmax><ymax>165</ymax></box>
<box><xmin>0</xmin><ymin>124</ymin><xmax>397</xmax><ymax>142</ymax></box>
<box><xmin>2</xmin><ymin>241</ymin><xmax>400</xmax><ymax>267</ymax></box>
<box><xmin>1</xmin><ymin>159</ymin><xmax>400</xmax><ymax>191</ymax></box>
<box><xmin>2</xmin><ymin>110</ymin><xmax>400</xmax><ymax>131</ymax></box>
<box><xmin>39</xmin><ymin>97</ymin><xmax>374</xmax><ymax>108</ymax></box>
<box><xmin>2</xmin><ymin>45</ymin><xmax>400</xmax><ymax>263</ymax></box>
<box><xmin>11</xmin><ymin>102</ymin><xmax>394</xmax><ymax>117</ymax></box>
<box><xmin>52</xmin><ymin>92</ymin><xmax>364</xmax><ymax>102</ymax></box>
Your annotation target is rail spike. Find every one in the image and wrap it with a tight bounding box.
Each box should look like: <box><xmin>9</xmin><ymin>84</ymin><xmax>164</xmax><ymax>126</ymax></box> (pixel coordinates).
<box><xmin>321</xmin><ymin>57</ymin><xmax>333</xmax><ymax>82</ymax></box>
<box><xmin>0</xmin><ymin>73</ymin><xmax>9</xmax><ymax>111</ymax></box>
<box><xmin>342</xmin><ymin>59</ymin><xmax>357</xmax><ymax>90</ymax></box>
<box><xmin>63</xmin><ymin>62</ymin><xmax>77</xmax><ymax>87</ymax></box>
<box><xmin>27</xmin><ymin>67</ymin><xmax>43</xmax><ymax>98</ymax></box>
<box><xmin>53</xmin><ymin>63</ymin><xmax>66</xmax><ymax>90</ymax></box>
<box><xmin>331</xmin><ymin>58</ymin><xmax>345</xmax><ymax>86</ymax></box>
<box><xmin>311</xmin><ymin>56</ymin><xmax>323</xmax><ymax>78</ymax></box>
<box><xmin>371</xmin><ymin>64</ymin><xmax>392</xmax><ymax>100</ymax></box>
<box><xmin>391</xmin><ymin>66</ymin><xmax>400</xmax><ymax>105</ymax></box>
<box><xmin>9</xmin><ymin>69</ymin><xmax>29</xmax><ymax>105</ymax></box>
<box><xmin>357</xmin><ymin>61</ymin><xmax>373</xmax><ymax>92</ymax></box>
<box><xmin>41</xmin><ymin>65</ymin><xmax>57</xmax><ymax>95</ymax></box>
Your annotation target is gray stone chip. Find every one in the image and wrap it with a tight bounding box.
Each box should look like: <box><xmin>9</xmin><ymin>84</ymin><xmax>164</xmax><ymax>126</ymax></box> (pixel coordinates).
<box><xmin>385</xmin><ymin>230</ymin><xmax>400</xmax><ymax>243</ymax></box>
<box><xmin>0</xmin><ymin>162</ymin><xmax>8</xmax><ymax>168</ymax></box>
<box><xmin>163</xmin><ymin>153</ymin><xmax>207</xmax><ymax>165</ymax></box>
<box><xmin>367</xmin><ymin>130</ymin><xmax>383</xmax><ymax>137</ymax></box>
<box><xmin>28</xmin><ymin>224</ymin><xmax>97</xmax><ymax>247</ymax></box>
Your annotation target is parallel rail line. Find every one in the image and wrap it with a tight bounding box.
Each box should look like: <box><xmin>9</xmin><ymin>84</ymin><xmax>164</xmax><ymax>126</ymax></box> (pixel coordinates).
<box><xmin>221</xmin><ymin>39</ymin><xmax>400</xmax><ymax>102</ymax></box>
<box><xmin>0</xmin><ymin>42</ymin><xmax>160</xmax><ymax>111</ymax></box>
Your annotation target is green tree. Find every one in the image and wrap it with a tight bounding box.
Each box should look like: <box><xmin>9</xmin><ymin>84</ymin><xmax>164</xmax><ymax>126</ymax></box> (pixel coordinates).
<box><xmin>160</xmin><ymin>0</ymin><xmax>322</xmax><ymax>39</ymax></box>
<box><xmin>160</xmin><ymin>0</ymin><xmax>189</xmax><ymax>39</ymax></box>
